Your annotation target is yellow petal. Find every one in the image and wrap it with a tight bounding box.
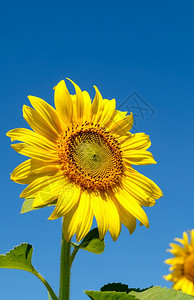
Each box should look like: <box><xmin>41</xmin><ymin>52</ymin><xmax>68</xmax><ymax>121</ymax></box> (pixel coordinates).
<box><xmin>7</xmin><ymin>128</ymin><xmax>56</xmax><ymax>151</ymax></box>
<box><xmin>49</xmin><ymin>184</ymin><xmax>81</xmax><ymax>220</ymax></box>
<box><xmin>119</xmin><ymin>206</ymin><xmax>136</xmax><ymax>234</ymax></box>
<box><xmin>163</xmin><ymin>274</ymin><xmax>174</xmax><ymax>281</ymax></box>
<box><xmin>91</xmin><ymin>193</ymin><xmax>108</xmax><ymax>240</ymax></box>
<box><xmin>82</xmin><ymin>91</ymin><xmax>91</xmax><ymax>122</ymax></box>
<box><xmin>20</xmin><ymin>172</ymin><xmax>64</xmax><ymax>198</ymax></box>
<box><xmin>33</xmin><ymin>178</ymin><xmax>67</xmax><ymax>208</ymax></box>
<box><xmin>75</xmin><ymin>192</ymin><xmax>93</xmax><ymax>242</ymax></box>
<box><xmin>62</xmin><ymin>207</ymin><xmax>79</xmax><ymax>241</ymax></box>
<box><xmin>117</xmin><ymin>132</ymin><xmax>133</xmax><ymax>144</ymax></box>
<box><xmin>111</xmin><ymin>191</ymin><xmax>136</xmax><ymax>234</ymax></box>
<box><xmin>123</xmin><ymin>175</ymin><xmax>156</xmax><ymax>205</ymax></box>
<box><xmin>125</xmin><ymin>168</ymin><xmax>163</xmax><ymax>199</ymax></box>
<box><xmin>174</xmin><ymin>237</ymin><xmax>185</xmax><ymax>245</ymax></box>
<box><xmin>172</xmin><ymin>277</ymin><xmax>185</xmax><ymax>290</ymax></box>
<box><xmin>62</xmin><ymin>189</ymin><xmax>93</xmax><ymax>242</ymax></box>
<box><xmin>112</xmin><ymin>110</ymin><xmax>128</xmax><ymax>123</ymax></box>
<box><xmin>11</xmin><ymin>159</ymin><xmax>59</xmax><ymax>184</ymax></box>
<box><xmin>183</xmin><ymin>231</ymin><xmax>189</xmax><ymax>247</ymax></box>
<box><xmin>11</xmin><ymin>143</ymin><xmax>58</xmax><ymax>162</ymax></box>
<box><xmin>185</xmin><ymin>280</ymin><xmax>194</xmax><ymax>295</ymax></box>
<box><xmin>114</xmin><ymin>188</ymin><xmax>149</xmax><ymax>228</ymax></box>
<box><xmin>28</xmin><ymin>95</ymin><xmax>63</xmax><ymax>134</ymax></box>
<box><xmin>101</xmin><ymin>192</ymin><xmax>121</xmax><ymax>241</ymax></box>
<box><xmin>91</xmin><ymin>86</ymin><xmax>104</xmax><ymax>123</ymax></box>
<box><xmin>122</xmin><ymin>133</ymin><xmax>151</xmax><ymax>151</ymax></box>
<box><xmin>123</xmin><ymin>176</ymin><xmax>149</xmax><ymax>199</ymax></box>
<box><xmin>123</xmin><ymin>150</ymin><xmax>156</xmax><ymax>165</ymax></box>
<box><xmin>99</xmin><ymin>99</ymin><xmax>116</xmax><ymax>127</ymax></box>
<box><xmin>109</xmin><ymin>113</ymin><xmax>133</xmax><ymax>136</ymax></box>
<box><xmin>23</xmin><ymin>105</ymin><xmax>58</xmax><ymax>141</ymax></box>
<box><xmin>174</xmin><ymin>233</ymin><xmax>192</xmax><ymax>253</ymax></box>
<box><xmin>182</xmin><ymin>278</ymin><xmax>192</xmax><ymax>294</ymax></box>
<box><xmin>190</xmin><ymin>229</ymin><xmax>194</xmax><ymax>248</ymax></box>
<box><xmin>122</xmin><ymin>178</ymin><xmax>155</xmax><ymax>207</ymax></box>
<box><xmin>165</xmin><ymin>257</ymin><xmax>185</xmax><ymax>265</ymax></box>
<box><xmin>168</xmin><ymin>243</ymin><xmax>185</xmax><ymax>256</ymax></box>
<box><xmin>66</xmin><ymin>78</ymin><xmax>83</xmax><ymax>123</ymax></box>
<box><xmin>54</xmin><ymin>80</ymin><xmax>73</xmax><ymax>124</ymax></box>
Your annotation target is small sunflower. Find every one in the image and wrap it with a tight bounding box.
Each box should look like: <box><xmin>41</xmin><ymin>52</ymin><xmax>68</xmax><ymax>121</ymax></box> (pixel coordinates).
<box><xmin>164</xmin><ymin>230</ymin><xmax>194</xmax><ymax>295</ymax></box>
<box><xmin>7</xmin><ymin>79</ymin><xmax>162</xmax><ymax>242</ymax></box>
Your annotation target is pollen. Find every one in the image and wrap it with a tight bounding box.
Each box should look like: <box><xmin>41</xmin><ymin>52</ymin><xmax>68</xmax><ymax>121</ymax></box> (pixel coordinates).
<box><xmin>57</xmin><ymin>122</ymin><xmax>124</xmax><ymax>191</ymax></box>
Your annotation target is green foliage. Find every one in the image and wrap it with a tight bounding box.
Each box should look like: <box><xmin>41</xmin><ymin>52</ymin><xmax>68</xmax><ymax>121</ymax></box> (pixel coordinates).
<box><xmin>100</xmin><ymin>283</ymin><xmax>150</xmax><ymax>293</ymax></box>
<box><xmin>72</xmin><ymin>228</ymin><xmax>105</xmax><ymax>254</ymax></box>
<box><xmin>85</xmin><ymin>290</ymin><xmax>137</xmax><ymax>299</ymax></box>
<box><xmin>21</xmin><ymin>198</ymin><xmax>57</xmax><ymax>213</ymax></box>
<box><xmin>101</xmin><ymin>283</ymin><xmax>129</xmax><ymax>293</ymax></box>
<box><xmin>21</xmin><ymin>198</ymin><xmax>36</xmax><ymax>213</ymax></box>
<box><xmin>85</xmin><ymin>286</ymin><xmax>194</xmax><ymax>299</ymax></box>
<box><xmin>0</xmin><ymin>243</ymin><xmax>35</xmax><ymax>273</ymax></box>
<box><xmin>0</xmin><ymin>244</ymin><xmax>58</xmax><ymax>300</ymax></box>
<box><xmin>130</xmin><ymin>286</ymin><xmax>194</xmax><ymax>299</ymax></box>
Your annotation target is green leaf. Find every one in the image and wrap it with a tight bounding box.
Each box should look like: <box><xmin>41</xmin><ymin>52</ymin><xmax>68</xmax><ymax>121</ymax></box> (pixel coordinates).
<box><xmin>85</xmin><ymin>286</ymin><xmax>194</xmax><ymax>300</ymax></box>
<box><xmin>0</xmin><ymin>244</ymin><xmax>58</xmax><ymax>300</ymax></box>
<box><xmin>129</xmin><ymin>286</ymin><xmax>194</xmax><ymax>299</ymax></box>
<box><xmin>21</xmin><ymin>198</ymin><xmax>57</xmax><ymax>214</ymax></box>
<box><xmin>101</xmin><ymin>283</ymin><xmax>150</xmax><ymax>293</ymax></box>
<box><xmin>0</xmin><ymin>243</ymin><xmax>35</xmax><ymax>273</ymax></box>
<box><xmin>21</xmin><ymin>198</ymin><xmax>36</xmax><ymax>213</ymax></box>
<box><xmin>101</xmin><ymin>283</ymin><xmax>129</xmax><ymax>293</ymax></box>
<box><xmin>72</xmin><ymin>228</ymin><xmax>105</xmax><ymax>254</ymax></box>
<box><xmin>85</xmin><ymin>290</ymin><xmax>138</xmax><ymax>300</ymax></box>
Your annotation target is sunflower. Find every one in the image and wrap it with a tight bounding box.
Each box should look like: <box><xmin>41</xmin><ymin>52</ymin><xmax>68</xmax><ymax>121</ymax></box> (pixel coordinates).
<box><xmin>164</xmin><ymin>230</ymin><xmax>194</xmax><ymax>295</ymax></box>
<box><xmin>7</xmin><ymin>79</ymin><xmax>162</xmax><ymax>242</ymax></box>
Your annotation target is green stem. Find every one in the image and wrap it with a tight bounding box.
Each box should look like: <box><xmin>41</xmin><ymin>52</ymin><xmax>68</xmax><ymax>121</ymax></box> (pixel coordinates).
<box><xmin>59</xmin><ymin>233</ymin><xmax>71</xmax><ymax>300</ymax></box>
<box><xmin>70</xmin><ymin>246</ymin><xmax>79</xmax><ymax>267</ymax></box>
<box><xmin>33</xmin><ymin>270</ymin><xmax>58</xmax><ymax>300</ymax></box>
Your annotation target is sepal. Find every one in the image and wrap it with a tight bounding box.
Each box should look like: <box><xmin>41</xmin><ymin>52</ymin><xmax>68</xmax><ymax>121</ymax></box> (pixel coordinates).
<box><xmin>71</xmin><ymin>228</ymin><xmax>105</xmax><ymax>254</ymax></box>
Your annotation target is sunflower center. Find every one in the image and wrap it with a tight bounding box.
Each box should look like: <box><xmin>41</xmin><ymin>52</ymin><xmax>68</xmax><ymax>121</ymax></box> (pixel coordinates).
<box><xmin>184</xmin><ymin>253</ymin><xmax>194</xmax><ymax>282</ymax></box>
<box><xmin>57</xmin><ymin>122</ymin><xmax>124</xmax><ymax>191</ymax></box>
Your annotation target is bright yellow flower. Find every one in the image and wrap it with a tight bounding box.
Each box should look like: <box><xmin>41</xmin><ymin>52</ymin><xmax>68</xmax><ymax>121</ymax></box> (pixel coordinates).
<box><xmin>164</xmin><ymin>230</ymin><xmax>194</xmax><ymax>295</ymax></box>
<box><xmin>7</xmin><ymin>79</ymin><xmax>162</xmax><ymax>242</ymax></box>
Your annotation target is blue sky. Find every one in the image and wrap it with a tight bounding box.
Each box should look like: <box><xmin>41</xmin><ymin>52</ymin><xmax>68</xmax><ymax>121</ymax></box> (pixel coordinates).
<box><xmin>1</xmin><ymin>0</ymin><xmax>194</xmax><ymax>299</ymax></box>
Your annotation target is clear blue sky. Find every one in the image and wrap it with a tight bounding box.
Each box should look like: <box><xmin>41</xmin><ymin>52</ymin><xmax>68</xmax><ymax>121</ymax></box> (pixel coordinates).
<box><xmin>1</xmin><ymin>0</ymin><xmax>194</xmax><ymax>299</ymax></box>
